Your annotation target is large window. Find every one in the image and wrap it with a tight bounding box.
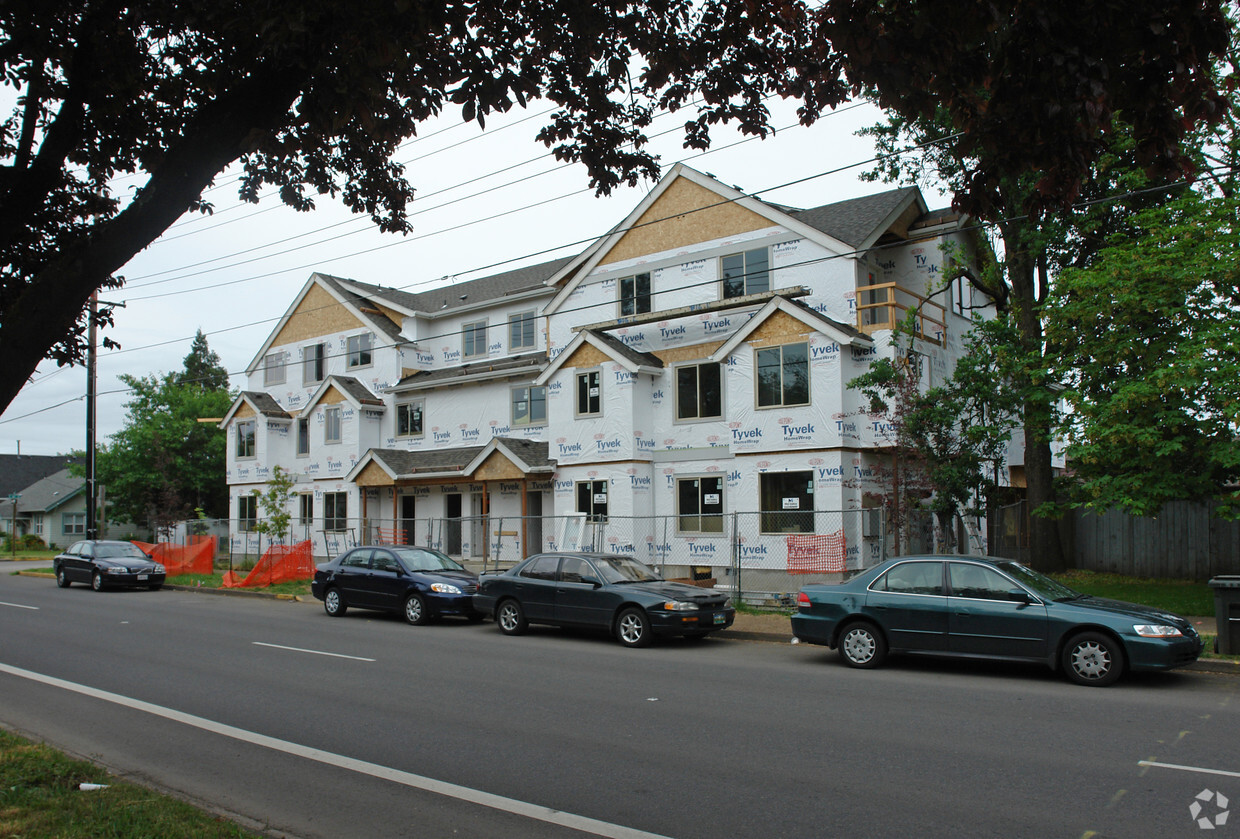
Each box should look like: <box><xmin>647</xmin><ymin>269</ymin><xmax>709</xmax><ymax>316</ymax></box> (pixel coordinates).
<box><xmin>576</xmin><ymin>480</ymin><xmax>608</xmax><ymax>522</ymax></box>
<box><xmin>263</xmin><ymin>351</ymin><xmax>285</xmax><ymax>386</ymax></box>
<box><xmin>511</xmin><ymin>385</ymin><xmax>547</xmax><ymax>427</ymax></box>
<box><xmin>324</xmin><ymin>492</ymin><xmax>347</xmax><ymax>531</ymax></box>
<box><xmin>324</xmin><ymin>406</ymin><xmax>342</xmax><ymax>444</ymax></box>
<box><xmin>463</xmin><ymin>320</ymin><xmax>488</xmax><ymax>358</ymax></box>
<box><xmin>238</xmin><ymin>495</ymin><xmax>257</xmax><ymax>531</ymax></box>
<box><xmin>576</xmin><ymin>369</ymin><xmax>601</xmax><ymax>416</ymax></box>
<box><xmin>760</xmin><ymin>471</ymin><xmax>814</xmax><ymax>533</ymax></box>
<box><xmin>303</xmin><ymin>343</ymin><xmax>325</xmax><ymax>384</ymax></box>
<box><xmin>677</xmin><ymin>476</ymin><xmax>724</xmax><ymax>534</ymax></box>
<box><xmin>509</xmin><ymin>311</ymin><xmax>536</xmax><ymax>351</ymax></box>
<box><xmin>619</xmin><ymin>272</ymin><xmax>651</xmax><ymax>317</ymax></box>
<box><xmin>297</xmin><ymin>418</ymin><xmax>310</xmax><ymax>456</ymax></box>
<box><xmin>721</xmin><ymin>247</ymin><xmax>770</xmax><ymax>299</ymax></box>
<box><xmin>347</xmin><ymin>333</ymin><xmax>372</xmax><ymax>369</ymax></box>
<box><xmin>235</xmin><ymin>420</ymin><xmax>256</xmax><ymax>459</ymax></box>
<box><xmin>675</xmin><ymin>362</ymin><xmax>722</xmax><ymax>421</ymax></box>
<box><xmin>756</xmin><ymin>342</ymin><xmax>809</xmax><ymax>408</ymax></box>
<box><xmin>62</xmin><ymin>512</ymin><xmax>86</xmax><ymax>536</ymax></box>
<box><xmin>396</xmin><ymin>401</ymin><xmax>424</xmax><ymax>438</ymax></box>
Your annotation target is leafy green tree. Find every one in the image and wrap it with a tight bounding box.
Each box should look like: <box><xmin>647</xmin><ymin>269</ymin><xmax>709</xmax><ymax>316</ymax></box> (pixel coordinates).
<box><xmin>179</xmin><ymin>329</ymin><xmax>229</xmax><ymax>391</ymax></box>
<box><xmin>94</xmin><ymin>373</ymin><xmax>233</xmax><ymax>528</ymax></box>
<box><xmin>251</xmin><ymin>466</ymin><xmax>295</xmax><ymax>545</ymax></box>
<box><xmin>1046</xmin><ymin>188</ymin><xmax>1240</xmax><ymax>518</ymax></box>
<box><xmin>0</xmin><ymin>0</ymin><xmax>1230</xmax><ymax>415</ymax></box>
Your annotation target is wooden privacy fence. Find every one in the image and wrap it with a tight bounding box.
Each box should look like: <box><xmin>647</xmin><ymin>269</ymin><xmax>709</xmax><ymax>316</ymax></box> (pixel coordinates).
<box><xmin>1074</xmin><ymin>500</ymin><xmax>1240</xmax><ymax>580</ymax></box>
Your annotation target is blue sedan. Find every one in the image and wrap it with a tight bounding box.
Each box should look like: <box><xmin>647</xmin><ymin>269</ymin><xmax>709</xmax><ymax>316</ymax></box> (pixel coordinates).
<box><xmin>791</xmin><ymin>555</ymin><xmax>1203</xmax><ymax>686</ymax></box>
<box><xmin>311</xmin><ymin>546</ymin><xmax>481</xmax><ymax>625</ymax></box>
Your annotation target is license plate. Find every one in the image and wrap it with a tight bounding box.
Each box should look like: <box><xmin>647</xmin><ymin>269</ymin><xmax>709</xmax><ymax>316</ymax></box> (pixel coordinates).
<box><xmin>137</xmin><ymin>574</ymin><xmax>148</xmax><ymax>580</ymax></box>
<box><xmin>713</xmin><ymin>612</ymin><xmax>726</xmax><ymax>625</ymax></box>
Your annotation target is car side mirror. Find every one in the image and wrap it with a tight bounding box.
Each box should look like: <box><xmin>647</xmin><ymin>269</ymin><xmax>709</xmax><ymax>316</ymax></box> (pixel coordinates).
<box><xmin>581</xmin><ymin>575</ymin><xmax>603</xmax><ymax>588</ymax></box>
<box><xmin>1008</xmin><ymin>589</ymin><xmax>1033</xmax><ymax>603</ymax></box>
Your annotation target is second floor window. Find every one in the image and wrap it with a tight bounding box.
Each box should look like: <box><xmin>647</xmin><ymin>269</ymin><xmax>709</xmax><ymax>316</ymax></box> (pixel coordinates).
<box><xmin>675</xmin><ymin>362</ymin><xmax>722</xmax><ymax>421</ymax></box>
<box><xmin>347</xmin><ymin>333</ymin><xmax>372</xmax><ymax>369</ymax></box>
<box><xmin>263</xmin><ymin>352</ymin><xmax>285</xmax><ymax>386</ymax></box>
<box><xmin>396</xmin><ymin>401</ymin><xmax>424</xmax><ymax>437</ymax></box>
<box><xmin>324</xmin><ymin>406</ymin><xmax>342</xmax><ymax>444</ymax></box>
<box><xmin>619</xmin><ymin>272</ymin><xmax>651</xmax><ymax>317</ymax></box>
<box><xmin>509</xmin><ymin>311</ymin><xmax>536</xmax><ymax>350</ymax></box>
<box><xmin>236</xmin><ymin>420</ymin><xmax>256</xmax><ymax>459</ymax></box>
<box><xmin>721</xmin><ymin>247</ymin><xmax>770</xmax><ymax>299</ymax></box>
<box><xmin>463</xmin><ymin>320</ymin><xmax>487</xmax><ymax>358</ymax></box>
<box><xmin>511</xmin><ymin>385</ymin><xmax>547</xmax><ymax>427</ymax></box>
<box><xmin>756</xmin><ymin>342</ymin><xmax>809</xmax><ymax>408</ymax></box>
<box><xmin>296</xmin><ymin>418</ymin><xmax>310</xmax><ymax>456</ymax></box>
<box><xmin>303</xmin><ymin>343</ymin><xmax>325</xmax><ymax>384</ymax></box>
<box><xmin>576</xmin><ymin>369</ymin><xmax>601</xmax><ymax>416</ymax></box>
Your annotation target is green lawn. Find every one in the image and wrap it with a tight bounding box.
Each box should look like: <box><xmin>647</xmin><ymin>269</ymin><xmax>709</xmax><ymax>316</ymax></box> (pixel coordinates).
<box><xmin>1049</xmin><ymin>570</ymin><xmax>1214</xmax><ymax>617</ymax></box>
<box><xmin>0</xmin><ymin>729</ymin><xmax>257</xmax><ymax>838</ymax></box>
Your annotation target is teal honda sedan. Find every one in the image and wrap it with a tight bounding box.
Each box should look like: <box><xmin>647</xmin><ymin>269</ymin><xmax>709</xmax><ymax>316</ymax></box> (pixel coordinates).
<box><xmin>791</xmin><ymin>555</ymin><xmax>1203</xmax><ymax>686</ymax></box>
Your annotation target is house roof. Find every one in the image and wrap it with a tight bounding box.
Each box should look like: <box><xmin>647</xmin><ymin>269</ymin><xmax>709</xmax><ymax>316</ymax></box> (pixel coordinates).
<box><xmin>220</xmin><ymin>391</ymin><xmax>293</xmax><ymax>427</ymax></box>
<box><xmin>0</xmin><ymin>454</ymin><xmax>78</xmax><ymax>498</ymax></box>
<box><xmin>711</xmin><ymin>295</ymin><xmax>873</xmax><ymax>362</ymax></box>
<box><xmin>788</xmin><ymin>187</ymin><xmax>924</xmax><ymax>248</ymax></box>
<box><xmin>297</xmin><ymin>376</ymin><xmax>384</xmax><ymax>417</ymax></box>
<box><xmin>389</xmin><ymin>352</ymin><xmax>546</xmax><ymax>393</ymax></box>
<box><xmin>347</xmin><ymin>438</ymin><xmax>552</xmax><ymax>482</ymax></box>
<box><xmin>535</xmin><ymin>330</ymin><xmax>663</xmax><ymax>387</ymax></box>
<box><xmin>15</xmin><ymin>469</ymin><xmax>84</xmax><ymax>514</ymax></box>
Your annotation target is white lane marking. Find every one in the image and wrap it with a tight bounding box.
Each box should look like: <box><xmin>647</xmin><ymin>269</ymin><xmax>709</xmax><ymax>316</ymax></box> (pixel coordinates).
<box><xmin>252</xmin><ymin>642</ymin><xmax>375</xmax><ymax>662</ymax></box>
<box><xmin>0</xmin><ymin>601</ymin><xmax>38</xmax><ymax>610</ymax></box>
<box><xmin>1139</xmin><ymin>760</ymin><xmax>1240</xmax><ymax>779</ymax></box>
<box><xmin>0</xmin><ymin>661</ymin><xmax>672</xmax><ymax>839</ymax></box>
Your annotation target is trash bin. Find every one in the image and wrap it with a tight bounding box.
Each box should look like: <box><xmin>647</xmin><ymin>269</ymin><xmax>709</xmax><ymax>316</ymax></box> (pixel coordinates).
<box><xmin>1207</xmin><ymin>576</ymin><xmax>1240</xmax><ymax>655</ymax></box>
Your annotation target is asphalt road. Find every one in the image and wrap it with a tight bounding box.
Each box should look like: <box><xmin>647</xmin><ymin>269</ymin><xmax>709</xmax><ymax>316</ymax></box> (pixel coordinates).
<box><xmin>1</xmin><ymin>569</ymin><xmax>1238</xmax><ymax>839</ymax></box>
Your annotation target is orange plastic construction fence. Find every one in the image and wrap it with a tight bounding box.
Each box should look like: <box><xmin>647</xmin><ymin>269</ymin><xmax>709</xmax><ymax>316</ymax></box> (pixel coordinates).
<box><xmin>221</xmin><ymin>540</ymin><xmax>316</xmax><ymax>588</ymax></box>
<box><xmin>785</xmin><ymin>531</ymin><xmax>847</xmax><ymax>574</ymax></box>
<box><xmin>131</xmin><ymin>536</ymin><xmax>217</xmax><ymax>576</ymax></box>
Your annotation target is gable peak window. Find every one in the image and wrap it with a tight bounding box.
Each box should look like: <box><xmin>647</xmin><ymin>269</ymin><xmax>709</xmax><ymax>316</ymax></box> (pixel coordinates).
<box><xmin>324</xmin><ymin>405</ymin><xmax>342</xmax><ymax>444</ymax></box>
<box><xmin>347</xmin><ymin>333</ymin><xmax>372</xmax><ymax>369</ymax></box>
<box><xmin>756</xmin><ymin>342</ymin><xmax>809</xmax><ymax>408</ymax></box>
<box><xmin>235</xmin><ymin>419</ymin><xmax>256</xmax><ymax>459</ymax></box>
<box><xmin>303</xmin><ymin>343</ymin><xmax>326</xmax><ymax>384</ymax></box>
<box><xmin>576</xmin><ymin>369</ymin><xmax>602</xmax><ymax>417</ymax></box>
<box><xmin>721</xmin><ymin>247</ymin><xmax>770</xmax><ymax>299</ymax></box>
<box><xmin>675</xmin><ymin>362</ymin><xmax>722</xmax><ymax>421</ymax></box>
<box><xmin>619</xmin><ymin>272</ymin><xmax>652</xmax><ymax>317</ymax></box>
<box><xmin>263</xmin><ymin>351</ymin><xmax>286</xmax><ymax>386</ymax></box>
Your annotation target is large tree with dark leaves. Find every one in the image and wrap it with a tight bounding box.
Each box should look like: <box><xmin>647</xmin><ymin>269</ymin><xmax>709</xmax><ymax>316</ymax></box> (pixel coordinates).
<box><xmin>0</xmin><ymin>0</ymin><xmax>1229</xmax><ymax>428</ymax></box>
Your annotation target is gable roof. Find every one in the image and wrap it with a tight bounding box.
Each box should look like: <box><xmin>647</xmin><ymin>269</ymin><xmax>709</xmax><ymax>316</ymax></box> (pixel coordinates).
<box><xmin>389</xmin><ymin>351</ymin><xmax>546</xmax><ymax>393</ymax></box>
<box><xmin>297</xmin><ymin>375</ymin><xmax>384</xmax><ymax>417</ymax></box>
<box><xmin>711</xmin><ymin>296</ymin><xmax>872</xmax><ymax>361</ymax></box>
<box><xmin>220</xmin><ymin>391</ymin><xmax>293</xmax><ymax>427</ymax></box>
<box><xmin>15</xmin><ymin>469</ymin><xmax>84</xmax><ymax>514</ymax></box>
<box><xmin>0</xmin><ymin>454</ymin><xmax>77</xmax><ymax>498</ymax></box>
<box><xmin>534</xmin><ymin>330</ymin><xmax>663</xmax><ymax>387</ymax></box>
<box><xmin>789</xmin><ymin>187</ymin><xmax>925</xmax><ymax>249</ymax></box>
<box><xmin>345</xmin><ymin>438</ymin><xmax>552</xmax><ymax>483</ymax></box>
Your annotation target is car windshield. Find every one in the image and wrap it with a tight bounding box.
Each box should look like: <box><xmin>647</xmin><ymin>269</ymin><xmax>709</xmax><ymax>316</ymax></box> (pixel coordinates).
<box><xmin>592</xmin><ymin>556</ymin><xmax>663</xmax><ymax>584</ymax></box>
<box><xmin>393</xmin><ymin>547</ymin><xmax>463</xmax><ymax>572</ymax></box>
<box><xmin>97</xmin><ymin>543</ymin><xmax>147</xmax><ymax>559</ymax></box>
<box><xmin>994</xmin><ymin>560</ymin><xmax>1081</xmax><ymax>601</ymax></box>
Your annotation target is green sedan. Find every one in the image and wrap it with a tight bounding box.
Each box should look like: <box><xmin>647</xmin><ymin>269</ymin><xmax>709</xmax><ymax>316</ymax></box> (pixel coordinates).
<box><xmin>791</xmin><ymin>555</ymin><xmax>1203</xmax><ymax>686</ymax></box>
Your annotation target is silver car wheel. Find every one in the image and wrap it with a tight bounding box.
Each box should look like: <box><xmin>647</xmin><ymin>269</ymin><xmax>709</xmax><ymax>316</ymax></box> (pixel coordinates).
<box><xmin>1061</xmin><ymin>631</ymin><xmax>1124</xmax><ymax>687</ymax></box>
<box><xmin>617</xmin><ymin>608</ymin><xmax>651</xmax><ymax>648</ymax></box>
<box><xmin>842</xmin><ymin>627</ymin><xmax>876</xmax><ymax>664</ymax></box>
<box><xmin>1071</xmin><ymin>641</ymin><xmax>1110</xmax><ymax>679</ymax></box>
<box><xmin>497</xmin><ymin>600</ymin><xmax>527</xmax><ymax>635</ymax></box>
<box><xmin>324</xmin><ymin>588</ymin><xmax>346</xmax><ymax>617</ymax></box>
<box><xmin>404</xmin><ymin>593</ymin><xmax>429</xmax><ymax>626</ymax></box>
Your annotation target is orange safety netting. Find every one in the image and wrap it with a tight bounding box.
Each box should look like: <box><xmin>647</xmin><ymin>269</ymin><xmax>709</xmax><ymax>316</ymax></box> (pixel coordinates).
<box><xmin>221</xmin><ymin>540</ymin><xmax>315</xmax><ymax>588</ymax></box>
<box><xmin>131</xmin><ymin>536</ymin><xmax>217</xmax><ymax>576</ymax></box>
<box><xmin>786</xmin><ymin>531</ymin><xmax>847</xmax><ymax>574</ymax></box>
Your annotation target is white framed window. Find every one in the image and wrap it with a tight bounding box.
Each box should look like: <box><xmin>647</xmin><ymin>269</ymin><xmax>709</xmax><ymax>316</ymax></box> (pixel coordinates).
<box><xmin>238</xmin><ymin>495</ymin><xmax>257</xmax><ymax>531</ymax></box>
<box><xmin>235</xmin><ymin>420</ymin><xmax>256</xmax><ymax>459</ymax></box>
<box><xmin>296</xmin><ymin>418</ymin><xmax>310</xmax><ymax>457</ymax></box>
<box><xmin>347</xmin><ymin>333</ymin><xmax>372</xmax><ymax>369</ymax></box>
<box><xmin>62</xmin><ymin>513</ymin><xmax>86</xmax><ymax>536</ymax></box>
<box><xmin>396</xmin><ymin>401</ymin><xmax>424</xmax><ymax>438</ymax></box>
<box><xmin>303</xmin><ymin>343</ymin><xmax>325</xmax><ymax>384</ymax></box>
<box><xmin>508</xmin><ymin>311</ymin><xmax>536</xmax><ymax>351</ymax></box>
<box><xmin>619</xmin><ymin>272</ymin><xmax>651</xmax><ymax>317</ymax></box>
<box><xmin>511</xmin><ymin>385</ymin><xmax>547</xmax><ymax>427</ymax></box>
<box><xmin>675</xmin><ymin>362</ymin><xmax>723</xmax><ymax>421</ymax></box>
<box><xmin>575</xmin><ymin>369</ymin><xmax>601</xmax><ymax>417</ymax></box>
<box><xmin>760</xmin><ymin>471</ymin><xmax>814</xmax><ymax>534</ymax></box>
<box><xmin>463</xmin><ymin>319</ymin><xmax>488</xmax><ymax>358</ymax></box>
<box><xmin>721</xmin><ymin>247</ymin><xmax>770</xmax><ymax>299</ymax></box>
<box><xmin>34</xmin><ymin>518</ymin><xmax>43</xmax><ymax>535</ymax></box>
<box><xmin>755</xmin><ymin>342</ymin><xmax>809</xmax><ymax>408</ymax></box>
<box><xmin>324</xmin><ymin>492</ymin><xmax>348</xmax><ymax>531</ymax></box>
<box><xmin>263</xmin><ymin>352</ymin><xmax>286</xmax><ymax>386</ymax></box>
<box><xmin>324</xmin><ymin>406</ymin><xmax>342</xmax><ymax>444</ymax></box>
<box><xmin>576</xmin><ymin>480</ymin><xmax>607</xmax><ymax>522</ymax></box>
<box><xmin>677</xmin><ymin>476</ymin><xmax>724</xmax><ymax>534</ymax></box>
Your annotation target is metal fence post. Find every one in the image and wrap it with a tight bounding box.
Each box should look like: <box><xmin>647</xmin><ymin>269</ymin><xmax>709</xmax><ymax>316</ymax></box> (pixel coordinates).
<box><xmin>730</xmin><ymin>512</ymin><xmax>741</xmax><ymax>604</ymax></box>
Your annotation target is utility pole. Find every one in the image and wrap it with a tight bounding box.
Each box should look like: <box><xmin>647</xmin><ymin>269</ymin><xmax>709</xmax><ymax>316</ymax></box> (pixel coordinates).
<box><xmin>86</xmin><ymin>293</ymin><xmax>125</xmax><ymax>541</ymax></box>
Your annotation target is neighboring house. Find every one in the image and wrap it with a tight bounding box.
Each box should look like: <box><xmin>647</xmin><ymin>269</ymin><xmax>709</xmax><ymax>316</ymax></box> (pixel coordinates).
<box><xmin>221</xmin><ymin>164</ymin><xmax>1005</xmax><ymax>574</ymax></box>
<box><xmin>0</xmin><ymin>454</ymin><xmax>78</xmax><ymax>540</ymax></box>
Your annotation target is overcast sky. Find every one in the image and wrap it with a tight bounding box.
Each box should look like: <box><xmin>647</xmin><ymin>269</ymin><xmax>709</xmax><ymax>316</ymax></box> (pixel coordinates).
<box><xmin>0</xmin><ymin>96</ymin><xmax>948</xmax><ymax>457</ymax></box>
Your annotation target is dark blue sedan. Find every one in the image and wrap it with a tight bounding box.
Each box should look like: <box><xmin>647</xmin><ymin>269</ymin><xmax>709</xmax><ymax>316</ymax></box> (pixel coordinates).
<box><xmin>311</xmin><ymin>546</ymin><xmax>481</xmax><ymax>625</ymax></box>
<box><xmin>792</xmin><ymin>555</ymin><xmax>1203</xmax><ymax>686</ymax></box>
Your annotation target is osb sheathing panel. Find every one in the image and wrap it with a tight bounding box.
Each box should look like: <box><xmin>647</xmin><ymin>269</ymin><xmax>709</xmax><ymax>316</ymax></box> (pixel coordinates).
<box><xmin>653</xmin><ymin>341</ymin><xmax>724</xmax><ymax>365</ymax></box>
<box><xmin>474</xmin><ymin>452</ymin><xmax>524</xmax><ymax>481</ymax></box>
<box><xmin>563</xmin><ymin>343</ymin><xmax>609</xmax><ymax>369</ymax></box>
<box><xmin>234</xmin><ymin>402</ymin><xmax>256</xmax><ymax>419</ymax></box>
<box><xmin>373</xmin><ymin>303</ymin><xmax>405</xmax><ymax>328</ymax></box>
<box><xmin>599</xmin><ymin>178</ymin><xmax>774</xmax><ymax>266</ymax></box>
<box><xmin>271</xmin><ymin>283</ymin><xmax>364</xmax><ymax>348</ymax></box>
<box><xmin>354</xmin><ymin>461</ymin><xmax>394</xmax><ymax>487</ymax></box>
<box><xmin>746</xmin><ymin>311</ymin><xmax>813</xmax><ymax>348</ymax></box>
<box><xmin>318</xmin><ymin>386</ymin><xmax>346</xmax><ymax>405</ymax></box>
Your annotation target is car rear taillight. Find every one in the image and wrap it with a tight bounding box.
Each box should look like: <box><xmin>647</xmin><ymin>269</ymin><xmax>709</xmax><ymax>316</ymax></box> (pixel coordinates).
<box><xmin>796</xmin><ymin>591</ymin><xmax>811</xmax><ymax>609</ymax></box>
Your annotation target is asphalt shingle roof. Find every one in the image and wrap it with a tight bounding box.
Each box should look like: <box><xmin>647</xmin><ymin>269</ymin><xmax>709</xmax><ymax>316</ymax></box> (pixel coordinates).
<box><xmin>0</xmin><ymin>454</ymin><xmax>78</xmax><ymax>498</ymax></box>
<box><xmin>15</xmin><ymin>469</ymin><xmax>84</xmax><ymax>513</ymax></box>
<box><xmin>788</xmin><ymin>187</ymin><xmax>921</xmax><ymax>248</ymax></box>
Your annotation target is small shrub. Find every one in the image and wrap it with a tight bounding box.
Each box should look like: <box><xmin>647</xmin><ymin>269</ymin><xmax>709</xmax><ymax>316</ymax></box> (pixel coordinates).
<box><xmin>19</xmin><ymin>534</ymin><xmax>46</xmax><ymax>549</ymax></box>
